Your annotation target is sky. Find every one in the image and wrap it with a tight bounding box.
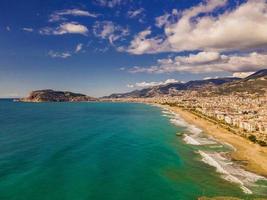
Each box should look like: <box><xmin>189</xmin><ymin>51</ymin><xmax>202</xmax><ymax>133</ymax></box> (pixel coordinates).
<box><xmin>1</xmin><ymin>0</ymin><xmax>267</xmax><ymax>97</ymax></box>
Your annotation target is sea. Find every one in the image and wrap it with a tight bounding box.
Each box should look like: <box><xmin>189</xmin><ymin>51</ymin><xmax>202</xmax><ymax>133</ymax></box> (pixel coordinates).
<box><xmin>0</xmin><ymin>99</ymin><xmax>266</xmax><ymax>200</ymax></box>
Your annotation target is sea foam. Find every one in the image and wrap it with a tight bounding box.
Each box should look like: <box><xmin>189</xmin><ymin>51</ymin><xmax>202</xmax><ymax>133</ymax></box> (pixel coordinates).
<box><xmin>166</xmin><ymin>110</ymin><xmax>216</xmax><ymax>145</ymax></box>
<box><xmin>183</xmin><ymin>134</ymin><xmax>201</xmax><ymax>145</ymax></box>
<box><xmin>161</xmin><ymin>107</ymin><xmax>267</xmax><ymax>194</ymax></box>
<box><xmin>199</xmin><ymin>150</ymin><xmax>266</xmax><ymax>194</ymax></box>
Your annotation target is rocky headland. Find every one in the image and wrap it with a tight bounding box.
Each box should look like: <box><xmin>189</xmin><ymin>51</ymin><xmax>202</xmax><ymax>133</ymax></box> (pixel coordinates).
<box><xmin>19</xmin><ymin>89</ymin><xmax>98</xmax><ymax>102</ymax></box>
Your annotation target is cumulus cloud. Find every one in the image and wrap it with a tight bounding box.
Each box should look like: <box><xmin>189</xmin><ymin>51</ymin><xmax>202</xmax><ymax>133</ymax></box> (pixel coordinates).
<box><xmin>126</xmin><ymin>28</ymin><xmax>164</xmax><ymax>54</ymax></box>
<box><xmin>48</xmin><ymin>51</ymin><xmax>71</xmax><ymax>58</ymax></box>
<box><xmin>49</xmin><ymin>9</ymin><xmax>98</xmax><ymax>22</ymax></box>
<box><xmin>40</xmin><ymin>22</ymin><xmax>88</xmax><ymax>36</ymax></box>
<box><xmin>22</xmin><ymin>27</ymin><xmax>34</xmax><ymax>32</ymax></box>
<box><xmin>75</xmin><ymin>43</ymin><xmax>83</xmax><ymax>53</ymax></box>
<box><xmin>93</xmin><ymin>21</ymin><xmax>129</xmax><ymax>44</ymax></box>
<box><xmin>175</xmin><ymin>51</ymin><xmax>221</xmax><ymax>64</ymax></box>
<box><xmin>127</xmin><ymin>79</ymin><xmax>180</xmax><ymax>88</ymax></box>
<box><xmin>128</xmin><ymin>51</ymin><xmax>267</xmax><ymax>74</ymax></box>
<box><xmin>126</xmin><ymin>0</ymin><xmax>267</xmax><ymax>54</ymax></box>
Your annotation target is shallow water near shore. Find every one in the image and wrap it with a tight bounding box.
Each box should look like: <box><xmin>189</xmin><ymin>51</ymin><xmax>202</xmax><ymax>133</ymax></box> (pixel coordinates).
<box><xmin>162</xmin><ymin>106</ymin><xmax>267</xmax><ymax>196</ymax></box>
<box><xmin>0</xmin><ymin>100</ymin><xmax>265</xmax><ymax>199</ymax></box>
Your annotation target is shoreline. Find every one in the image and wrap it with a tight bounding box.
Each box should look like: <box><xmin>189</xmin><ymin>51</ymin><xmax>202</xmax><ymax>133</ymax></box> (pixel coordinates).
<box><xmin>160</xmin><ymin>104</ymin><xmax>267</xmax><ymax>178</ymax></box>
<box><xmin>11</xmin><ymin>100</ymin><xmax>267</xmax><ymax>177</ymax></box>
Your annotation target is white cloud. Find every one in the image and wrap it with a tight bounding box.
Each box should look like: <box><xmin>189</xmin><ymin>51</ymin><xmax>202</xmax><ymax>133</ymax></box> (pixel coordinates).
<box><xmin>49</xmin><ymin>43</ymin><xmax>83</xmax><ymax>58</ymax></box>
<box><xmin>48</xmin><ymin>51</ymin><xmax>71</xmax><ymax>58</ymax></box>
<box><xmin>126</xmin><ymin>28</ymin><xmax>164</xmax><ymax>55</ymax></box>
<box><xmin>155</xmin><ymin>14</ymin><xmax>170</xmax><ymax>28</ymax></box>
<box><xmin>127</xmin><ymin>84</ymin><xmax>135</xmax><ymax>88</ymax></box>
<box><xmin>127</xmin><ymin>8</ymin><xmax>145</xmax><ymax>18</ymax></box>
<box><xmin>175</xmin><ymin>51</ymin><xmax>221</xmax><ymax>64</ymax></box>
<box><xmin>40</xmin><ymin>22</ymin><xmax>88</xmax><ymax>36</ymax></box>
<box><xmin>127</xmin><ymin>79</ymin><xmax>180</xmax><ymax>88</ymax></box>
<box><xmin>128</xmin><ymin>51</ymin><xmax>267</xmax><ymax>74</ymax></box>
<box><xmin>95</xmin><ymin>0</ymin><xmax>126</xmax><ymax>8</ymax></box>
<box><xmin>6</xmin><ymin>26</ymin><xmax>11</xmax><ymax>31</ymax></box>
<box><xmin>49</xmin><ymin>9</ymin><xmax>98</xmax><ymax>22</ymax></box>
<box><xmin>232</xmin><ymin>72</ymin><xmax>255</xmax><ymax>78</ymax></box>
<box><xmin>22</xmin><ymin>27</ymin><xmax>34</xmax><ymax>32</ymax></box>
<box><xmin>126</xmin><ymin>0</ymin><xmax>267</xmax><ymax>54</ymax></box>
<box><xmin>93</xmin><ymin>21</ymin><xmax>129</xmax><ymax>44</ymax></box>
<box><xmin>155</xmin><ymin>9</ymin><xmax>179</xmax><ymax>28</ymax></box>
<box><xmin>203</xmin><ymin>76</ymin><xmax>219</xmax><ymax>80</ymax></box>
<box><xmin>75</xmin><ymin>43</ymin><xmax>83</xmax><ymax>53</ymax></box>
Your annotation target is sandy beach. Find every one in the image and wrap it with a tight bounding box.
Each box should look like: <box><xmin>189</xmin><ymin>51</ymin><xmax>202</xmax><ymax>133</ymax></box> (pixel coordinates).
<box><xmin>162</xmin><ymin>105</ymin><xmax>267</xmax><ymax>178</ymax></box>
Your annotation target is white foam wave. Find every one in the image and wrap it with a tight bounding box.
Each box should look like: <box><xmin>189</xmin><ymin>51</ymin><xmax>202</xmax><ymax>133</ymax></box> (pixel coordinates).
<box><xmin>187</xmin><ymin>124</ymin><xmax>202</xmax><ymax>135</ymax></box>
<box><xmin>162</xmin><ymin>110</ymin><xmax>171</xmax><ymax>114</ymax></box>
<box><xmin>170</xmin><ymin>118</ymin><xmax>188</xmax><ymax>127</ymax></box>
<box><xmin>209</xmin><ymin>145</ymin><xmax>224</xmax><ymax>148</ymax></box>
<box><xmin>160</xmin><ymin>107</ymin><xmax>266</xmax><ymax>195</ymax></box>
<box><xmin>161</xmin><ymin>114</ymin><xmax>170</xmax><ymax>117</ymax></box>
<box><xmin>183</xmin><ymin>134</ymin><xmax>201</xmax><ymax>145</ymax></box>
<box><xmin>199</xmin><ymin>150</ymin><xmax>266</xmax><ymax>194</ymax></box>
<box><xmin>169</xmin><ymin>114</ymin><xmax>217</xmax><ymax>146</ymax></box>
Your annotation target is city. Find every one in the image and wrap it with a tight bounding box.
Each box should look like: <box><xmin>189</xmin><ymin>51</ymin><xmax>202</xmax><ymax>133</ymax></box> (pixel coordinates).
<box><xmin>104</xmin><ymin>92</ymin><xmax>267</xmax><ymax>146</ymax></box>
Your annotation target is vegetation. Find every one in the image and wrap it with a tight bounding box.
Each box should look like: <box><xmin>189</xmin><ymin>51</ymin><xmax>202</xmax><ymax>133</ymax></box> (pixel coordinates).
<box><xmin>248</xmin><ymin>135</ymin><xmax>257</xmax><ymax>143</ymax></box>
<box><xmin>257</xmin><ymin>140</ymin><xmax>267</xmax><ymax>147</ymax></box>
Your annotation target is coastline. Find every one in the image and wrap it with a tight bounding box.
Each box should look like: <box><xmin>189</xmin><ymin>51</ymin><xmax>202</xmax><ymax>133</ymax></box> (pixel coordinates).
<box><xmin>161</xmin><ymin>104</ymin><xmax>267</xmax><ymax>178</ymax></box>
<box><xmin>13</xmin><ymin>98</ymin><xmax>267</xmax><ymax>179</ymax></box>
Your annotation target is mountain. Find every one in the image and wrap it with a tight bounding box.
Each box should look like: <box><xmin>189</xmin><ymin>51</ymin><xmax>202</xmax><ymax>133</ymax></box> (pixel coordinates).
<box><xmin>214</xmin><ymin>69</ymin><xmax>267</xmax><ymax>95</ymax></box>
<box><xmin>244</xmin><ymin>69</ymin><xmax>267</xmax><ymax>80</ymax></box>
<box><xmin>20</xmin><ymin>89</ymin><xmax>98</xmax><ymax>102</ymax></box>
<box><xmin>106</xmin><ymin>77</ymin><xmax>240</xmax><ymax>98</ymax></box>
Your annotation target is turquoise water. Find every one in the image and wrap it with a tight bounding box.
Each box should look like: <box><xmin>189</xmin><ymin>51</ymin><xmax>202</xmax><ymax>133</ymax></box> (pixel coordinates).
<box><xmin>0</xmin><ymin>100</ymin><xmax>258</xmax><ymax>199</ymax></box>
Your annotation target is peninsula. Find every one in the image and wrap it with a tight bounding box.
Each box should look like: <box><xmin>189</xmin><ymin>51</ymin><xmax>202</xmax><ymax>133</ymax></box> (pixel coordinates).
<box><xmin>19</xmin><ymin>89</ymin><xmax>98</xmax><ymax>102</ymax></box>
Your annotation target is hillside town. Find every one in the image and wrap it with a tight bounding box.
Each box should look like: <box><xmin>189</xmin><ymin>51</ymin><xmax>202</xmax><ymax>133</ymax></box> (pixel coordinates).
<box><xmin>103</xmin><ymin>70</ymin><xmax>267</xmax><ymax>146</ymax></box>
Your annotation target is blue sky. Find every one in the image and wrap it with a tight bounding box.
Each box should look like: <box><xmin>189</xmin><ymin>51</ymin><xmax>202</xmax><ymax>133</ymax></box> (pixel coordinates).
<box><xmin>1</xmin><ymin>0</ymin><xmax>267</xmax><ymax>97</ymax></box>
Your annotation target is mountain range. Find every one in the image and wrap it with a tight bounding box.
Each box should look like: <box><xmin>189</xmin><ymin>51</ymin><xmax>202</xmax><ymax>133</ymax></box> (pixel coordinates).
<box><xmin>106</xmin><ymin>69</ymin><xmax>267</xmax><ymax>98</ymax></box>
<box><xmin>20</xmin><ymin>69</ymin><xmax>267</xmax><ymax>102</ymax></box>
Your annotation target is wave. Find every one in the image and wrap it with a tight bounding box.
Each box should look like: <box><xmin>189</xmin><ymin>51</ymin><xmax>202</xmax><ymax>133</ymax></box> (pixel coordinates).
<box><xmin>162</xmin><ymin>110</ymin><xmax>172</xmax><ymax>115</ymax></box>
<box><xmin>170</xmin><ymin>118</ymin><xmax>189</xmax><ymax>127</ymax></box>
<box><xmin>183</xmin><ymin>134</ymin><xmax>201</xmax><ymax>145</ymax></box>
<box><xmin>166</xmin><ymin>110</ymin><xmax>218</xmax><ymax>146</ymax></box>
<box><xmin>169</xmin><ymin>113</ymin><xmax>202</xmax><ymax>135</ymax></box>
<box><xmin>187</xmin><ymin>124</ymin><xmax>202</xmax><ymax>135</ymax></box>
<box><xmin>160</xmin><ymin>106</ymin><xmax>267</xmax><ymax>195</ymax></box>
<box><xmin>199</xmin><ymin>150</ymin><xmax>266</xmax><ymax>194</ymax></box>
<box><xmin>161</xmin><ymin>114</ymin><xmax>171</xmax><ymax>117</ymax></box>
